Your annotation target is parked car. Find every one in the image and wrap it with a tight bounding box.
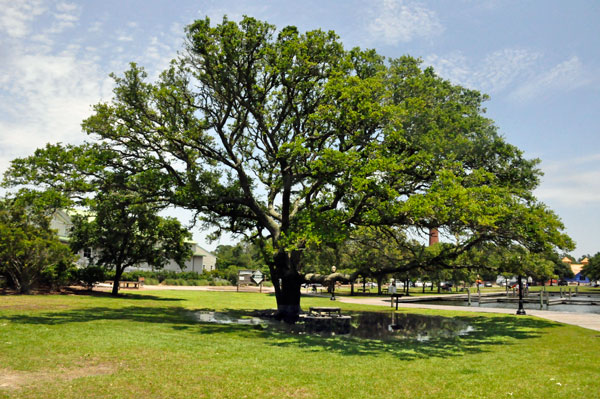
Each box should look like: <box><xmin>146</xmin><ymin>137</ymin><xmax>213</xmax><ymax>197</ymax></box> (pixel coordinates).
<box><xmin>484</xmin><ymin>282</ymin><xmax>493</xmax><ymax>287</ymax></box>
<box><xmin>558</xmin><ymin>280</ymin><xmax>568</xmax><ymax>286</ymax></box>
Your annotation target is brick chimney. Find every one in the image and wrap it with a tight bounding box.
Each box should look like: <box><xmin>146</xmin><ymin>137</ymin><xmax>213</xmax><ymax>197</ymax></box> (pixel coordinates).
<box><xmin>429</xmin><ymin>228</ymin><xmax>439</xmax><ymax>246</ymax></box>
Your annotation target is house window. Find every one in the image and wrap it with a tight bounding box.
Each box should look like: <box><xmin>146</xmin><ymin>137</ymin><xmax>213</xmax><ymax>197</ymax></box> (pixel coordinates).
<box><xmin>84</xmin><ymin>248</ymin><xmax>92</xmax><ymax>259</ymax></box>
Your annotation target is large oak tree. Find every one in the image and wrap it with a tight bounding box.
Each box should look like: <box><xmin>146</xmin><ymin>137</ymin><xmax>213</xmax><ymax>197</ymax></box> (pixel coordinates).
<box><xmin>4</xmin><ymin>17</ymin><xmax>573</xmax><ymax>321</ymax></box>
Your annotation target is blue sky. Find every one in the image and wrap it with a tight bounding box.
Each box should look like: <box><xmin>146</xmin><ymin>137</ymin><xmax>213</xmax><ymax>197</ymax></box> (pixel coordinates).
<box><xmin>1</xmin><ymin>0</ymin><xmax>599</xmax><ymax>256</ymax></box>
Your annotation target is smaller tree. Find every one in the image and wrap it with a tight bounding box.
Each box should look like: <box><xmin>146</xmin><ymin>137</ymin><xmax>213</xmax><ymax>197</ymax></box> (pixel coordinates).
<box><xmin>0</xmin><ymin>194</ymin><xmax>75</xmax><ymax>293</ymax></box>
<box><xmin>69</xmin><ymin>191</ymin><xmax>192</xmax><ymax>295</ymax></box>
<box><xmin>582</xmin><ymin>252</ymin><xmax>600</xmax><ymax>282</ymax></box>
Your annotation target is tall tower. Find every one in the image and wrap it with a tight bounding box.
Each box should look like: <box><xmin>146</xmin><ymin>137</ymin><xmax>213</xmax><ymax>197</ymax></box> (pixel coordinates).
<box><xmin>428</xmin><ymin>228</ymin><xmax>439</xmax><ymax>246</ymax></box>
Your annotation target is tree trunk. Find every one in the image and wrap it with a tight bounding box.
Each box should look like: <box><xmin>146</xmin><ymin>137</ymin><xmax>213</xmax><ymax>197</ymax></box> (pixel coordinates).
<box><xmin>112</xmin><ymin>266</ymin><xmax>124</xmax><ymax>296</ymax></box>
<box><xmin>272</xmin><ymin>251</ymin><xmax>302</xmax><ymax>323</ymax></box>
<box><xmin>376</xmin><ymin>275</ymin><xmax>383</xmax><ymax>295</ymax></box>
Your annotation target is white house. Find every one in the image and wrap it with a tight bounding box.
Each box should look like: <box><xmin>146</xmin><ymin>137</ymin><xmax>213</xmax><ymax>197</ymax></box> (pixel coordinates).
<box><xmin>50</xmin><ymin>209</ymin><xmax>216</xmax><ymax>273</ymax></box>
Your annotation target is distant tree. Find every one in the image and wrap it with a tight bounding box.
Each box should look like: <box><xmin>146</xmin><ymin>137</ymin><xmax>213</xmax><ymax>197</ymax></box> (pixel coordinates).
<box><xmin>0</xmin><ymin>193</ymin><xmax>75</xmax><ymax>293</ymax></box>
<box><xmin>582</xmin><ymin>252</ymin><xmax>600</xmax><ymax>281</ymax></box>
<box><xmin>551</xmin><ymin>253</ymin><xmax>574</xmax><ymax>281</ymax></box>
<box><xmin>69</xmin><ymin>190</ymin><xmax>192</xmax><ymax>295</ymax></box>
<box><xmin>215</xmin><ymin>242</ymin><xmax>260</xmax><ymax>269</ymax></box>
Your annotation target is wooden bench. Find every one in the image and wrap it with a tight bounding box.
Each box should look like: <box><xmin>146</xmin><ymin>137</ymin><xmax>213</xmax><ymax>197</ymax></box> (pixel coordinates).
<box><xmin>309</xmin><ymin>307</ymin><xmax>342</xmax><ymax>317</ymax></box>
<box><xmin>356</xmin><ymin>288</ymin><xmax>371</xmax><ymax>294</ymax></box>
<box><xmin>119</xmin><ymin>281</ymin><xmax>140</xmax><ymax>289</ymax></box>
<box><xmin>106</xmin><ymin>281</ymin><xmax>141</xmax><ymax>289</ymax></box>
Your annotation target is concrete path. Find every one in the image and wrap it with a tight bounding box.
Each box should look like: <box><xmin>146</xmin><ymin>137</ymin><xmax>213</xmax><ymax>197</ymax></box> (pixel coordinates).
<box><xmin>336</xmin><ymin>295</ymin><xmax>600</xmax><ymax>332</ymax></box>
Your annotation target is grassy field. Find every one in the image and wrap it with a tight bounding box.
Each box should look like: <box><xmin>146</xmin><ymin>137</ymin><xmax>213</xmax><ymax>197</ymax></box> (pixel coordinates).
<box><xmin>1</xmin><ymin>289</ymin><xmax>599</xmax><ymax>399</ymax></box>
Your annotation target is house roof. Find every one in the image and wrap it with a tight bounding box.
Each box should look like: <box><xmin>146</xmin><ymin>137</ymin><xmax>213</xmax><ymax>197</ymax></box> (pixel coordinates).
<box><xmin>570</xmin><ymin>263</ymin><xmax>585</xmax><ymax>275</ymax></box>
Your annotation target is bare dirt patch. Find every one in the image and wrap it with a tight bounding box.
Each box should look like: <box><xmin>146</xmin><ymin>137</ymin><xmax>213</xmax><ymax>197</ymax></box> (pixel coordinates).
<box><xmin>0</xmin><ymin>362</ymin><xmax>116</xmax><ymax>390</ymax></box>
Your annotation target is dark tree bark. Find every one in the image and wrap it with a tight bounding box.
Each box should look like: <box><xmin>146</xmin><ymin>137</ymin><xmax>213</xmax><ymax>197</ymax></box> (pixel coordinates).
<box><xmin>111</xmin><ymin>266</ymin><xmax>123</xmax><ymax>296</ymax></box>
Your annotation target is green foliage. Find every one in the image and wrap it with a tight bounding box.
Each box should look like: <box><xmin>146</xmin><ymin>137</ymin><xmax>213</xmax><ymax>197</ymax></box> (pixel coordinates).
<box><xmin>2</xmin><ymin>17</ymin><xmax>573</xmax><ymax>314</ymax></box>
<box><xmin>215</xmin><ymin>242</ymin><xmax>266</xmax><ymax>271</ymax></box>
<box><xmin>40</xmin><ymin>260</ymin><xmax>79</xmax><ymax>289</ymax></box>
<box><xmin>583</xmin><ymin>252</ymin><xmax>600</xmax><ymax>281</ymax></box>
<box><xmin>0</xmin><ymin>194</ymin><xmax>75</xmax><ymax>293</ymax></box>
<box><xmin>76</xmin><ymin>265</ymin><xmax>106</xmax><ymax>290</ymax></box>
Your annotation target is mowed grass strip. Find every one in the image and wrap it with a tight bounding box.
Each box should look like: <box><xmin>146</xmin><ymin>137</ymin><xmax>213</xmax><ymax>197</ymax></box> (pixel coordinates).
<box><xmin>0</xmin><ymin>290</ymin><xmax>598</xmax><ymax>399</ymax></box>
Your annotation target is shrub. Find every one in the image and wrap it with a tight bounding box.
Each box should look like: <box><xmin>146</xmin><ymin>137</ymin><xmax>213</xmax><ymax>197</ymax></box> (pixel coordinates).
<box><xmin>77</xmin><ymin>265</ymin><xmax>107</xmax><ymax>290</ymax></box>
<box><xmin>40</xmin><ymin>260</ymin><xmax>79</xmax><ymax>289</ymax></box>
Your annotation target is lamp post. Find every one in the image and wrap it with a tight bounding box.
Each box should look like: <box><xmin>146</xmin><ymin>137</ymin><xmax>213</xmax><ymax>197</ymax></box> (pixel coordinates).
<box><xmin>516</xmin><ymin>274</ymin><xmax>526</xmax><ymax>315</ymax></box>
<box><xmin>330</xmin><ymin>266</ymin><xmax>337</xmax><ymax>301</ymax></box>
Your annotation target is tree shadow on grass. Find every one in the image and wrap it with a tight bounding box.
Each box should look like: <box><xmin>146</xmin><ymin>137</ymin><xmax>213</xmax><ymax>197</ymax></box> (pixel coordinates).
<box><xmin>258</xmin><ymin>312</ymin><xmax>560</xmax><ymax>361</ymax></box>
<box><xmin>1</xmin><ymin>304</ymin><xmax>562</xmax><ymax>362</ymax></box>
<box><xmin>0</xmin><ymin>305</ymin><xmax>195</xmax><ymax>326</ymax></box>
<box><xmin>68</xmin><ymin>289</ymin><xmax>184</xmax><ymax>302</ymax></box>
<box><xmin>182</xmin><ymin>307</ymin><xmax>561</xmax><ymax>361</ymax></box>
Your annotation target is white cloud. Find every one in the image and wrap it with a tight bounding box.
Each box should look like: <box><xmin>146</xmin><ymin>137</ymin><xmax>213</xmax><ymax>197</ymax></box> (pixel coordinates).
<box><xmin>0</xmin><ymin>52</ymin><xmax>113</xmax><ymax>171</ymax></box>
<box><xmin>0</xmin><ymin>1</ymin><xmax>184</xmax><ymax>175</ymax></box>
<box><xmin>425</xmin><ymin>48</ymin><xmax>541</xmax><ymax>94</ymax></box>
<box><xmin>0</xmin><ymin>0</ymin><xmax>46</xmax><ymax>38</ymax></box>
<box><xmin>425</xmin><ymin>50</ymin><xmax>597</xmax><ymax>104</ymax></box>
<box><xmin>0</xmin><ymin>1</ymin><xmax>111</xmax><ymax>174</ymax></box>
<box><xmin>535</xmin><ymin>156</ymin><xmax>600</xmax><ymax>206</ymax></box>
<box><xmin>56</xmin><ymin>2</ymin><xmax>77</xmax><ymax>13</ymax></box>
<box><xmin>366</xmin><ymin>0</ymin><xmax>444</xmax><ymax>44</ymax></box>
<box><xmin>88</xmin><ymin>21</ymin><xmax>103</xmax><ymax>33</ymax></box>
<box><xmin>509</xmin><ymin>56</ymin><xmax>595</xmax><ymax>103</ymax></box>
<box><xmin>117</xmin><ymin>34</ymin><xmax>134</xmax><ymax>42</ymax></box>
<box><xmin>49</xmin><ymin>4</ymin><xmax>80</xmax><ymax>34</ymax></box>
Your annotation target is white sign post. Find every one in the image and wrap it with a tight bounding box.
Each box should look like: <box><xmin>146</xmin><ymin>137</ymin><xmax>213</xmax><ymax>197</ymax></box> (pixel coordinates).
<box><xmin>251</xmin><ymin>270</ymin><xmax>264</xmax><ymax>292</ymax></box>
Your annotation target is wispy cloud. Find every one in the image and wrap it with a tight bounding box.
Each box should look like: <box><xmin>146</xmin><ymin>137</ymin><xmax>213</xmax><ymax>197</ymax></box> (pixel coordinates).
<box><xmin>509</xmin><ymin>56</ymin><xmax>595</xmax><ymax>103</ymax></box>
<box><xmin>0</xmin><ymin>52</ymin><xmax>113</xmax><ymax>169</ymax></box>
<box><xmin>0</xmin><ymin>1</ymin><xmax>188</xmax><ymax>174</ymax></box>
<box><xmin>117</xmin><ymin>34</ymin><xmax>134</xmax><ymax>42</ymax></box>
<box><xmin>425</xmin><ymin>50</ymin><xmax>597</xmax><ymax>104</ymax></box>
<box><xmin>366</xmin><ymin>0</ymin><xmax>443</xmax><ymax>44</ymax></box>
<box><xmin>425</xmin><ymin>48</ymin><xmax>541</xmax><ymax>94</ymax></box>
<box><xmin>535</xmin><ymin>156</ymin><xmax>600</xmax><ymax>206</ymax></box>
<box><xmin>0</xmin><ymin>0</ymin><xmax>46</xmax><ymax>38</ymax></box>
<box><xmin>48</xmin><ymin>1</ymin><xmax>80</xmax><ymax>34</ymax></box>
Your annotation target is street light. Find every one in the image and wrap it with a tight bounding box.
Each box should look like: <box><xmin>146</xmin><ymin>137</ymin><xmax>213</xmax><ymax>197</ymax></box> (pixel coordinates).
<box><xmin>330</xmin><ymin>266</ymin><xmax>337</xmax><ymax>300</ymax></box>
<box><xmin>516</xmin><ymin>274</ymin><xmax>526</xmax><ymax>315</ymax></box>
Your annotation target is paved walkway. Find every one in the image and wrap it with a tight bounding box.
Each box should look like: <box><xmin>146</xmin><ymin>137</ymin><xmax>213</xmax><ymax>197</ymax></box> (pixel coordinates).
<box><xmin>336</xmin><ymin>295</ymin><xmax>600</xmax><ymax>332</ymax></box>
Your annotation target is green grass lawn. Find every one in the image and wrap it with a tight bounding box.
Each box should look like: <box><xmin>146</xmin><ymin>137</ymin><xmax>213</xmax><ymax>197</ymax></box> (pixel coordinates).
<box><xmin>1</xmin><ymin>290</ymin><xmax>598</xmax><ymax>399</ymax></box>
